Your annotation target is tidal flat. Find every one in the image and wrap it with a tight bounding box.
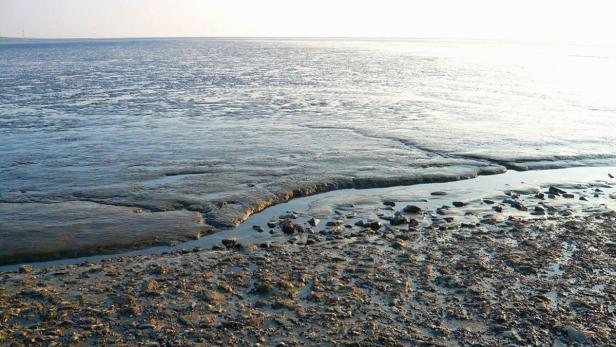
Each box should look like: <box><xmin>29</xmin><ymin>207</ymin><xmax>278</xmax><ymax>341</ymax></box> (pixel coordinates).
<box><xmin>1</xmin><ymin>170</ymin><xmax>615</xmax><ymax>346</ymax></box>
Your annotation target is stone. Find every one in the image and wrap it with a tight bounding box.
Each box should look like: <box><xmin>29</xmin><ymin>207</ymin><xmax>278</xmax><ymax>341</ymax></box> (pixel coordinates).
<box><xmin>383</xmin><ymin>200</ymin><xmax>396</xmax><ymax>207</ymax></box>
<box><xmin>18</xmin><ymin>265</ymin><xmax>33</xmax><ymax>274</ymax></box>
<box><xmin>367</xmin><ymin>221</ymin><xmax>382</xmax><ymax>231</ymax></box>
<box><xmin>452</xmin><ymin>201</ymin><xmax>465</xmax><ymax>207</ymax></box>
<box><xmin>548</xmin><ymin>186</ymin><xmax>567</xmax><ymax>196</ymax></box>
<box><xmin>280</xmin><ymin>220</ymin><xmax>297</xmax><ymax>234</ymax></box>
<box><xmin>307</xmin><ymin>217</ymin><xmax>320</xmax><ymax>226</ymax></box>
<box><xmin>390</xmin><ymin>212</ymin><xmax>409</xmax><ymax>226</ymax></box>
<box><xmin>431</xmin><ymin>191</ymin><xmax>447</xmax><ymax>196</ymax></box>
<box><xmin>252</xmin><ymin>225</ymin><xmax>265</xmax><ymax>233</ymax></box>
<box><xmin>403</xmin><ymin>205</ymin><xmax>422</xmax><ymax>214</ymax></box>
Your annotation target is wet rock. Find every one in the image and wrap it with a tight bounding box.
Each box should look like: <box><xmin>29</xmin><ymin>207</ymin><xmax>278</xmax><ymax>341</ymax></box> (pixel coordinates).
<box><xmin>483</xmin><ymin>199</ymin><xmax>495</xmax><ymax>205</ymax></box>
<box><xmin>548</xmin><ymin>186</ymin><xmax>567</xmax><ymax>196</ymax></box>
<box><xmin>307</xmin><ymin>217</ymin><xmax>320</xmax><ymax>226</ymax></box>
<box><xmin>383</xmin><ymin>200</ymin><xmax>396</xmax><ymax>207</ymax></box>
<box><xmin>267</xmin><ymin>221</ymin><xmax>277</xmax><ymax>228</ymax></box>
<box><xmin>609</xmin><ymin>173</ymin><xmax>614</xmax><ymax>178</ymax></box>
<box><xmin>431</xmin><ymin>191</ymin><xmax>447</xmax><ymax>196</ymax></box>
<box><xmin>392</xmin><ymin>239</ymin><xmax>406</xmax><ymax>249</ymax></box>
<box><xmin>280</xmin><ymin>220</ymin><xmax>297</xmax><ymax>234</ymax></box>
<box><xmin>252</xmin><ymin>225</ymin><xmax>265</xmax><ymax>233</ymax></box>
<box><xmin>452</xmin><ymin>201</ymin><xmax>465</xmax><ymax>207</ymax></box>
<box><xmin>354</xmin><ymin>220</ymin><xmax>365</xmax><ymax>227</ymax></box>
<box><xmin>18</xmin><ymin>265</ymin><xmax>33</xmax><ymax>274</ymax></box>
<box><xmin>562</xmin><ymin>193</ymin><xmax>575</xmax><ymax>199</ymax></box>
<box><xmin>390</xmin><ymin>212</ymin><xmax>409</xmax><ymax>226</ymax></box>
<box><xmin>222</xmin><ymin>238</ymin><xmax>240</xmax><ymax>250</ymax></box>
<box><xmin>403</xmin><ymin>205</ymin><xmax>422</xmax><ymax>214</ymax></box>
<box><xmin>532</xmin><ymin>206</ymin><xmax>546</xmax><ymax>215</ymax></box>
<box><xmin>367</xmin><ymin>221</ymin><xmax>382</xmax><ymax>231</ymax></box>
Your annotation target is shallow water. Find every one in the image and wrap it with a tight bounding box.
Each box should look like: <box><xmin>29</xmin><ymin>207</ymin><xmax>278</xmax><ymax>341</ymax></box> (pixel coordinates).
<box><xmin>2</xmin><ymin>38</ymin><xmax>616</xmax><ymax>262</ymax></box>
<box><xmin>2</xmin><ymin>166</ymin><xmax>614</xmax><ymax>271</ymax></box>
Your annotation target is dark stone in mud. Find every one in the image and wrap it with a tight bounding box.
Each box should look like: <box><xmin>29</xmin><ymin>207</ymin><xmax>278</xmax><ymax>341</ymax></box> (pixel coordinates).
<box><xmin>354</xmin><ymin>220</ymin><xmax>365</xmax><ymax>227</ymax></box>
<box><xmin>18</xmin><ymin>265</ymin><xmax>33</xmax><ymax>274</ymax></box>
<box><xmin>549</xmin><ymin>186</ymin><xmax>567</xmax><ymax>195</ymax></box>
<box><xmin>367</xmin><ymin>221</ymin><xmax>382</xmax><ymax>230</ymax></box>
<box><xmin>252</xmin><ymin>225</ymin><xmax>265</xmax><ymax>233</ymax></box>
<box><xmin>222</xmin><ymin>239</ymin><xmax>240</xmax><ymax>250</ymax></box>
<box><xmin>562</xmin><ymin>193</ymin><xmax>575</xmax><ymax>199</ymax></box>
<box><xmin>536</xmin><ymin>193</ymin><xmax>545</xmax><ymax>199</ymax></box>
<box><xmin>383</xmin><ymin>200</ymin><xmax>396</xmax><ymax>207</ymax></box>
<box><xmin>609</xmin><ymin>173</ymin><xmax>614</xmax><ymax>178</ymax></box>
<box><xmin>580</xmin><ymin>196</ymin><xmax>588</xmax><ymax>201</ymax></box>
<box><xmin>307</xmin><ymin>217</ymin><xmax>320</xmax><ymax>226</ymax></box>
<box><xmin>403</xmin><ymin>205</ymin><xmax>422</xmax><ymax>214</ymax></box>
<box><xmin>408</xmin><ymin>219</ymin><xmax>419</xmax><ymax>227</ymax></box>
<box><xmin>280</xmin><ymin>220</ymin><xmax>297</xmax><ymax>234</ymax></box>
<box><xmin>493</xmin><ymin>206</ymin><xmax>504</xmax><ymax>213</ymax></box>
<box><xmin>390</xmin><ymin>212</ymin><xmax>409</xmax><ymax>226</ymax></box>
<box><xmin>534</xmin><ymin>206</ymin><xmax>545</xmax><ymax>214</ymax></box>
<box><xmin>452</xmin><ymin>201</ymin><xmax>465</xmax><ymax>207</ymax></box>
<box><xmin>431</xmin><ymin>191</ymin><xmax>447</xmax><ymax>196</ymax></box>
<box><xmin>267</xmin><ymin>221</ymin><xmax>277</xmax><ymax>228</ymax></box>
<box><xmin>504</xmin><ymin>198</ymin><xmax>527</xmax><ymax>211</ymax></box>
<box><xmin>483</xmin><ymin>199</ymin><xmax>495</xmax><ymax>205</ymax></box>
<box><xmin>436</xmin><ymin>208</ymin><xmax>447</xmax><ymax>215</ymax></box>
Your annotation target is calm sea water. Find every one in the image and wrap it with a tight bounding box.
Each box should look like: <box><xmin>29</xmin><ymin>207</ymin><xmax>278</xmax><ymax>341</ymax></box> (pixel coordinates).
<box><xmin>1</xmin><ymin>38</ymin><xmax>616</xmax><ymax>260</ymax></box>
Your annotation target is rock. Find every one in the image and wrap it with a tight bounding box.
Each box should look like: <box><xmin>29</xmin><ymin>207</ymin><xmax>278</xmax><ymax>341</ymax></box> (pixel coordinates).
<box><xmin>367</xmin><ymin>221</ymin><xmax>382</xmax><ymax>231</ymax></box>
<box><xmin>18</xmin><ymin>265</ymin><xmax>33</xmax><ymax>274</ymax></box>
<box><xmin>222</xmin><ymin>239</ymin><xmax>240</xmax><ymax>249</ymax></box>
<box><xmin>431</xmin><ymin>191</ymin><xmax>447</xmax><ymax>196</ymax></box>
<box><xmin>562</xmin><ymin>193</ymin><xmax>575</xmax><ymax>199</ymax></box>
<box><xmin>609</xmin><ymin>173</ymin><xmax>614</xmax><ymax>178</ymax></box>
<box><xmin>483</xmin><ymin>199</ymin><xmax>495</xmax><ymax>205</ymax></box>
<box><xmin>403</xmin><ymin>205</ymin><xmax>422</xmax><ymax>214</ymax></box>
<box><xmin>307</xmin><ymin>217</ymin><xmax>320</xmax><ymax>226</ymax></box>
<box><xmin>533</xmin><ymin>206</ymin><xmax>545</xmax><ymax>215</ymax></box>
<box><xmin>383</xmin><ymin>200</ymin><xmax>396</xmax><ymax>207</ymax></box>
<box><xmin>452</xmin><ymin>201</ymin><xmax>465</xmax><ymax>207</ymax></box>
<box><xmin>548</xmin><ymin>186</ymin><xmax>567</xmax><ymax>196</ymax></box>
<box><xmin>267</xmin><ymin>221</ymin><xmax>277</xmax><ymax>228</ymax></box>
<box><xmin>252</xmin><ymin>225</ymin><xmax>265</xmax><ymax>233</ymax></box>
<box><xmin>408</xmin><ymin>218</ymin><xmax>419</xmax><ymax>227</ymax></box>
<box><xmin>392</xmin><ymin>239</ymin><xmax>406</xmax><ymax>249</ymax></box>
<box><xmin>280</xmin><ymin>219</ymin><xmax>297</xmax><ymax>234</ymax></box>
<box><xmin>504</xmin><ymin>199</ymin><xmax>527</xmax><ymax>211</ymax></box>
<box><xmin>354</xmin><ymin>220</ymin><xmax>365</xmax><ymax>227</ymax></box>
<box><xmin>579</xmin><ymin>196</ymin><xmax>588</xmax><ymax>201</ymax></box>
<box><xmin>390</xmin><ymin>212</ymin><xmax>409</xmax><ymax>226</ymax></box>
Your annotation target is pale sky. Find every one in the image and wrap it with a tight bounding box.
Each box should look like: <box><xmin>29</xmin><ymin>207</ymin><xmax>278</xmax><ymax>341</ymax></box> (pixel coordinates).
<box><xmin>1</xmin><ymin>0</ymin><xmax>615</xmax><ymax>42</ymax></box>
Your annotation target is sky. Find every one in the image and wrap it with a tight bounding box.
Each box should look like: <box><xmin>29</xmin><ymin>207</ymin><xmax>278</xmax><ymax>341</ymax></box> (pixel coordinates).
<box><xmin>1</xmin><ymin>0</ymin><xmax>615</xmax><ymax>43</ymax></box>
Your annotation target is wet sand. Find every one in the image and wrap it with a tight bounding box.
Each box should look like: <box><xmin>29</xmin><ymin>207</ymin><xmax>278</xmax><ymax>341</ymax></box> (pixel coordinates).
<box><xmin>1</xmin><ymin>176</ymin><xmax>615</xmax><ymax>346</ymax></box>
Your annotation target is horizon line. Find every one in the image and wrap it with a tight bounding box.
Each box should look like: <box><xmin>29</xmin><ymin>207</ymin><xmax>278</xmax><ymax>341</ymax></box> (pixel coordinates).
<box><xmin>2</xmin><ymin>35</ymin><xmax>613</xmax><ymax>46</ymax></box>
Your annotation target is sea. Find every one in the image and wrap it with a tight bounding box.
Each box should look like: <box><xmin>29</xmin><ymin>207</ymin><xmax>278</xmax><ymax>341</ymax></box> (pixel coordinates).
<box><xmin>1</xmin><ymin>37</ymin><xmax>616</xmax><ymax>263</ymax></box>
